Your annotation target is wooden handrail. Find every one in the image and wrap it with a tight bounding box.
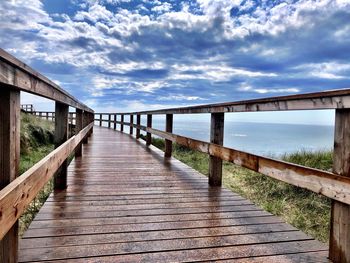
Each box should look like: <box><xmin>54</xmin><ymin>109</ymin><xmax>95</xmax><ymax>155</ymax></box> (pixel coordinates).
<box><xmin>0</xmin><ymin>122</ymin><xmax>93</xmax><ymax>240</ymax></box>
<box><xmin>0</xmin><ymin>49</ymin><xmax>93</xmax><ymax>113</ymax></box>
<box><xmin>95</xmin><ymin>88</ymin><xmax>350</xmax><ymax>115</ymax></box>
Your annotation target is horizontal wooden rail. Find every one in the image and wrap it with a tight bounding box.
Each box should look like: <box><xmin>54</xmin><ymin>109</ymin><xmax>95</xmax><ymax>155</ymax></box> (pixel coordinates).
<box><xmin>127</xmin><ymin>123</ymin><xmax>350</xmax><ymax>205</ymax></box>
<box><xmin>0</xmin><ymin>49</ymin><xmax>93</xmax><ymax>113</ymax></box>
<box><xmin>99</xmin><ymin>88</ymin><xmax>350</xmax><ymax>115</ymax></box>
<box><xmin>0</xmin><ymin>122</ymin><xmax>93</xmax><ymax>240</ymax></box>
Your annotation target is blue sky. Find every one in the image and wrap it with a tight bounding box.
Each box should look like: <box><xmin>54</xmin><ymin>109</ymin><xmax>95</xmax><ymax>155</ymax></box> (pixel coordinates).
<box><xmin>1</xmin><ymin>0</ymin><xmax>349</xmax><ymax>125</ymax></box>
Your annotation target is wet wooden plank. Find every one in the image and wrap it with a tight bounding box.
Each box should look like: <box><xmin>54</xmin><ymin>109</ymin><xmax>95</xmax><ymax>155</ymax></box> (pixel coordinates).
<box><xmin>20</xmin><ymin>240</ymin><xmax>327</xmax><ymax>262</ymax></box>
<box><xmin>19</xmin><ymin>127</ymin><xmax>328</xmax><ymax>262</ymax></box>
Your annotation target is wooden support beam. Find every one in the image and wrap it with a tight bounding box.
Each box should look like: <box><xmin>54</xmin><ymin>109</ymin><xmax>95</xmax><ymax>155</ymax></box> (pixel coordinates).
<box><xmin>99</xmin><ymin>114</ymin><xmax>102</xmax><ymax>126</ymax></box>
<box><xmin>146</xmin><ymin>114</ymin><xmax>152</xmax><ymax>146</ymax></box>
<box><xmin>114</xmin><ymin>114</ymin><xmax>117</xmax><ymax>130</ymax></box>
<box><xmin>330</xmin><ymin>109</ymin><xmax>350</xmax><ymax>263</ymax></box>
<box><xmin>209</xmin><ymin>113</ymin><xmax>224</xmax><ymax>186</ymax></box>
<box><xmin>165</xmin><ymin>114</ymin><xmax>173</xmax><ymax>157</ymax></box>
<box><xmin>0</xmin><ymin>88</ymin><xmax>20</xmax><ymax>263</ymax></box>
<box><xmin>108</xmin><ymin>114</ymin><xmax>111</xmax><ymax>128</ymax></box>
<box><xmin>130</xmin><ymin>115</ymin><xmax>134</xmax><ymax>135</ymax></box>
<box><xmin>75</xmin><ymin>109</ymin><xmax>83</xmax><ymax>158</ymax></box>
<box><xmin>89</xmin><ymin>113</ymin><xmax>93</xmax><ymax>134</ymax></box>
<box><xmin>82</xmin><ymin>112</ymin><xmax>88</xmax><ymax>144</ymax></box>
<box><xmin>121</xmin><ymin>115</ymin><xmax>124</xmax><ymax>132</ymax></box>
<box><xmin>54</xmin><ymin>102</ymin><xmax>68</xmax><ymax>190</ymax></box>
<box><xmin>136</xmin><ymin>114</ymin><xmax>141</xmax><ymax>139</ymax></box>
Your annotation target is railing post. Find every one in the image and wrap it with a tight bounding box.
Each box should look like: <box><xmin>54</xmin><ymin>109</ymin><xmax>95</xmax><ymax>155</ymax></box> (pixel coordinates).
<box><xmin>330</xmin><ymin>109</ymin><xmax>350</xmax><ymax>263</ymax></box>
<box><xmin>108</xmin><ymin>114</ymin><xmax>111</xmax><ymax>128</ymax></box>
<box><xmin>130</xmin><ymin>114</ymin><xmax>134</xmax><ymax>135</ymax></box>
<box><xmin>209</xmin><ymin>113</ymin><xmax>224</xmax><ymax>186</ymax></box>
<box><xmin>114</xmin><ymin>114</ymin><xmax>117</xmax><ymax>130</ymax></box>
<box><xmin>99</xmin><ymin>114</ymin><xmax>102</xmax><ymax>126</ymax></box>
<box><xmin>82</xmin><ymin>112</ymin><xmax>88</xmax><ymax>144</ymax></box>
<box><xmin>75</xmin><ymin>109</ymin><xmax>83</xmax><ymax>157</ymax></box>
<box><xmin>0</xmin><ymin>89</ymin><xmax>20</xmax><ymax>263</ymax></box>
<box><xmin>136</xmin><ymin>114</ymin><xmax>141</xmax><ymax>139</ymax></box>
<box><xmin>46</xmin><ymin>112</ymin><xmax>48</xmax><ymax>120</ymax></box>
<box><xmin>54</xmin><ymin>102</ymin><xmax>69</xmax><ymax>190</ymax></box>
<box><xmin>121</xmin><ymin>114</ymin><xmax>124</xmax><ymax>132</ymax></box>
<box><xmin>146</xmin><ymin>114</ymin><xmax>152</xmax><ymax>146</ymax></box>
<box><xmin>165</xmin><ymin>114</ymin><xmax>173</xmax><ymax>157</ymax></box>
<box><xmin>89</xmin><ymin>112</ymin><xmax>93</xmax><ymax>135</ymax></box>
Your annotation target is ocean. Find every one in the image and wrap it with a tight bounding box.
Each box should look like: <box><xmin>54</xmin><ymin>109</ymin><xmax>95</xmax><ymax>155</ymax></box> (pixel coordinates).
<box><xmin>100</xmin><ymin>116</ymin><xmax>334</xmax><ymax>157</ymax></box>
<box><xmin>139</xmin><ymin>119</ymin><xmax>334</xmax><ymax>157</ymax></box>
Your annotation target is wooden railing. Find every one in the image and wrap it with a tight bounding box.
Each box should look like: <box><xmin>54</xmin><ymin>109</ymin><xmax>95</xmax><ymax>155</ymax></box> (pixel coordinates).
<box><xmin>0</xmin><ymin>49</ymin><xmax>94</xmax><ymax>262</ymax></box>
<box><xmin>20</xmin><ymin>104</ymin><xmax>34</xmax><ymax>113</ymax></box>
<box><xmin>95</xmin><ymin>88</ymin><xmax>350</xmax><ymax>263</ymax></box>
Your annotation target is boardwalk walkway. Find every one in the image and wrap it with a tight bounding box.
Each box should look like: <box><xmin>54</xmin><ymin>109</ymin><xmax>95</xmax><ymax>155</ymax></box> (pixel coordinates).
<box><xmin>19</xmin><ymin>127</ymin><xmax>329</xmax><ymax>262</ymax></box>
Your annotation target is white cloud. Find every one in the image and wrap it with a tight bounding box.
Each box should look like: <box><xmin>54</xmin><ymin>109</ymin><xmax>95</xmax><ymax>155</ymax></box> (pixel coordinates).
<box><xmin>157</xmin><ymin>95</ymin><xmax>205</xmax><ymax>101</ymax></box>
<box><xmin>237</xmin><ymin>85</ymin><xmax>300</xmax><ymax>94</ymax></box>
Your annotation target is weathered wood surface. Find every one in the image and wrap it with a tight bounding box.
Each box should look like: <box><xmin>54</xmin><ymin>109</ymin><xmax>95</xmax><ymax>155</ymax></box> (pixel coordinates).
<box><xmin>0</xmin><ymin>123</ymin><xmax>93</xmax><ymax>241</ymax></box>
<box><xmin>209</xmin><ymin>113</ymin><xmax>224</xmax><ymax>186</ymax></box>
<box><xmin>0</xmin><ymin>88</ymin><xmax>20</xmax><ymax>263</ymax></box>
<box><xmin>54</xmin><ymin>102</ymin><xmax>69</xmax><ymax>190</ymax></box>
<box><xmin>165</xmin><ymin>114</ymin><xmax>173</xmax><ymax>157</ymax></box>
<box><xmin>92</xmin><ymin>89</ymin><xmax>350</xmax><ymax>116</ymax></box>
<box><xmin>0</xmin><ymin>50</ymin><xmax>92</xmax><ymax>113</ymax></box>
<box><xmin>19</xmin><ymin>127</ymin><xmax>329</xmax><ymax>262</ymax></box>
<box><xmin>0</xmin><ymin>49</ymin><xmax>92</xmax><ymax>112</ymax></box>
<box><xmin>330</xmin><ymin>109</ymin><xmax>350</xmax><ymax>262</ymax></box>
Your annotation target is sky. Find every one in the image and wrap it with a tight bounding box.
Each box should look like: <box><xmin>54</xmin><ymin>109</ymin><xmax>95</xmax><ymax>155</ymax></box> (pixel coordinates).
<box><xmin>1</xmin><ymin>0</ymin><xmax>349</xmax><ymax>125</ymax></box>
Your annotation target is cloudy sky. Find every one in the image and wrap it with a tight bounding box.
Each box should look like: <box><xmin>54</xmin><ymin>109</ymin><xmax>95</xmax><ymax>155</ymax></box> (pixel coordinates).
<box><xmin>1</xmin><ymin>0</ymin><xmax>349</xmax><ymax>123</ymax></box>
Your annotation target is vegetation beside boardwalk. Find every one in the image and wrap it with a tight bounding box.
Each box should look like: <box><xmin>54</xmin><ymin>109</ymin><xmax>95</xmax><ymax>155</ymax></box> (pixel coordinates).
<box><xmin>19</xmin><ymin>113</ymin><xmax>55</xmax><ymax>236</ymax></box>
<box><xmin>142</xmin><ymin>135</ymin><xmax>332</xmax><ymax>243</ymax></box>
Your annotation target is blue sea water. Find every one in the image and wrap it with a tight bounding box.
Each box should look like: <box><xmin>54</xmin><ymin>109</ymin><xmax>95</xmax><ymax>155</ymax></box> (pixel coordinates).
<box><xmin>101</xmin><ymin>116</ymin><xmax>334</xmax><ymax>157</ymax></box>
<box><xmin>146</xmin><ymin>120</ymin><xmax>334</xmax><ymax>157</ymax></box>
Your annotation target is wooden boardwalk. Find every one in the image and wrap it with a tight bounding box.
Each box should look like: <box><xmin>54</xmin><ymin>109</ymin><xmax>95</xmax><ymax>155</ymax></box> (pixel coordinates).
<box><xmin>19</xmin><ymin>127</ymin><xmax>330</xmax><ymax>262</ymax></box>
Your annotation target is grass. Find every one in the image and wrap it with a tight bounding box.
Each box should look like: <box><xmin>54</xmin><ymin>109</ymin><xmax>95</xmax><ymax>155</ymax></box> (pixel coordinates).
<box><xmin>18</xmin><ymin>113</ymin><xmax>55</xmax><ymax>236</ymax></box>
<box><xmin>143</xmin><ymin>135</ymin><xmax>332</xmax><ymax>243</ymax></box>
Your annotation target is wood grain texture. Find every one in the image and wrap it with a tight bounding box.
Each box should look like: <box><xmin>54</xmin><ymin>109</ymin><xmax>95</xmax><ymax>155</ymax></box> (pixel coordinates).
<box><xmin>146</xmin><ymin>114</ymin><xmax>152</xmax><ymax>146</ymax></box>
<box><xmin>209</xmin><ymin>113</ymin><xmax>224</xmax><ymax>186</ymax></box>
<box><xmin>129</xmin><ymin>114</ymin><xmax>134</xmax><ymax>135</ymax></box>
<box><xmin>18</xmin><ymin>127</ymin><xmax>328</xmax><ymax>262</ymax></box>
<box><xmin>165</xmin><ymin>114</ymin><xmax>173</xmax><ymax>157</ymax></box>
<box><xmin>75</xmin><ymin>109</ymin><xmax>83</xmax><ymax>157</ymax></box>
<box><xmin>136</xmin><ymin>114</ymin><xmax>141</xmax><ymax>139</ymax></box>
<box><xmin>54</xmin><ymin>102</ymin><xmax>69</xmax><ymax>190</ymax></box>
<box><xmin>0</xmin><ymin>123</ymin><xmax>93</xmax><ymax>241</ymax></box>
<box><xmin>0</xmin><ymin>48</ymin><xmax>93</xmax><ymax>112</ymax></box>
<box><xmin>330</xmin><ymin>109</ymin><xmax>350</xmax><ymax>263</ymax></box>
<box><xmin>0</xmin><ymin>88</ymin><xmax>20</xmax><ymax>263</ymax></box>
